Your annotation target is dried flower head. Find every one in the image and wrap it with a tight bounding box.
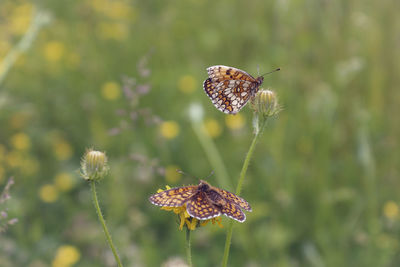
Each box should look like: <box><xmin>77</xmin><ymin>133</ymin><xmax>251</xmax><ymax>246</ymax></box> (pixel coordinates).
<box><xmin>80</xmin><ymin>149</ymin><xmax>109</xmax><ymax>181</ymax></box>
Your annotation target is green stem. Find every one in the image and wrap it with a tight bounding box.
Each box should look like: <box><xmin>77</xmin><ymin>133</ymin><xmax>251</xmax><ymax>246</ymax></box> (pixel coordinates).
<box><xmin>221</xmin><ymin>120</ymin><xmax>266</xmax><ymax>267</ymax></box>
<box><xmin>0</xmin><ymin>9</ymin><xmax>50</xmax><ymax>87</ymax></box>
<box><xmin>191</xmin><ymin>118</ymin><xmax>232</xmax><ymax>190</ymax></box>
<box><xmin>186</xmin><ymin>227</ymin><xmax>193</xmax><ymax>267</ymax></box>
<box><xmin>90</xmin><ymin>181</ymin><xmax>123</xmax><ymax>267</ymax></box>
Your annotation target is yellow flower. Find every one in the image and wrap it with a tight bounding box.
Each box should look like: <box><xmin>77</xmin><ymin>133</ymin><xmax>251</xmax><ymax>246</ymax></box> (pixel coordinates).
<box><xmin>44</xmin><ymin>41</ymin><xmax>65</xmax><ymax>62</ymax></box>
<box><xmin>39</xmin><ymin>184</ymin><xmax>59</xmax><ymax>203</ymax></box>
<box><xmin>54</xmin><ymin>172</ymin><xmax>74</xmax><ymax>192</ymax></box>
<box><xmin>160</xmin><ymin>121</ymin><xmax>180</xmax><ymax>139</ymax></box>
<box><xmin>154</xmin><ymin>186</ymin><xmax>223</xmax><ymax>231</ymax></box>
<box><xmin>10</xmin><ymin>132</ymin><xmax>31</xmax><ymax>150</ymax></box>
<box><xmin>5</xmin><ymin>151</ymin><xmax>23</xmax><ymax>168</ymax></box>
<box><xmin>10</xmin><ymin>3</ymin><xmax>33</xmax><ymax>35</ymax></box>
<box><xmin>52</xmin><ymin>137</ymin><xmax>73</xmax><ymax>161</ymax></box>
<box><xmin>0</xmin><ymin>41</ymin><xmax>11</xmax><ymax>58</ymax></box>
<box><xmin>225</xmin><ymin>114</ymin><xmax>245</xmax><ymax>130</ymax></box>
<box><xmin>165</xmin><ymin>166</ymin><xmax>182</xmax><ymax>183</ymax></box>
<box><xmin>383</xmin><ymin>201</ymin><xmax>399</xmax><ymax>219</ymax></box>
<box><xmin>101</xmin><ymin>81</ymin><xmax>121</xmax><ymax>100</ymax></box>
<box><xmin>52</xmin><ymin>245</ymin><xmax>81</xmax><ymax>267</ymax></box>
<box><xmin>178</xmin><ymin>75</ymin><xmax>196</xmax><ymax>94</ymax></box>
<box><xmin>202</xmin><ymin>119</ymin><xmax>222</xmax><ymax>138</ymax></box>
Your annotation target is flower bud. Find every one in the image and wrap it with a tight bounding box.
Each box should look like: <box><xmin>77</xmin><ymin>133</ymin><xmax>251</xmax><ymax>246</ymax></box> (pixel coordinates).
<box><xmin>80</xmin><ymin>149</ymin><xmax>109</xmax><ymax>181</ymax></box>
<box><xmin>251</xmin><ymin>89</ymin><xmax>281</xmax><ymax>117</ymax></box>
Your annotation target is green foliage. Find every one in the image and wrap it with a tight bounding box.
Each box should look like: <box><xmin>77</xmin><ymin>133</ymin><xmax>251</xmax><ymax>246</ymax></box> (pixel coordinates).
<box><xmin>0</xmin><ymin>0</ymin><xmax>400</xmax><ymax>266</ymax></box>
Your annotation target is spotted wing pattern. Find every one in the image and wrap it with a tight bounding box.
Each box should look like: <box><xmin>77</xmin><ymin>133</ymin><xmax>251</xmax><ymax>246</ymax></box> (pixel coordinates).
<box><xmin>186</xmin><ymin>192</ymin><xmax>221</xmax><ymax>220</ymax></box>
<box><xmin>221</xmin><ymin>201</ymin><xmax>246</xmax><ymax>223</ymax></box>
<box><xmin>216</xmin><ymin>188</ymin><xmax>252</xmax><ymax>211</ymax></box>
<box><xmin>203</xmin><ymin>65</ymin><xmax>263</xmax><ymax>114</ymax></box>
<box><xmin>149</xmin><ymin>186</ymin><xmax>197</xmax><ymax>207</ymax></box>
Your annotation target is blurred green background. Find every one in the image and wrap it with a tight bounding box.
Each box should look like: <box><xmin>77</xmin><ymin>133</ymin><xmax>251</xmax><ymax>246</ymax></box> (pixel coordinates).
<box><xmin>1</xmin><ymin>0</ymin><xmax>400</xmax><ymax>266</ymax></box>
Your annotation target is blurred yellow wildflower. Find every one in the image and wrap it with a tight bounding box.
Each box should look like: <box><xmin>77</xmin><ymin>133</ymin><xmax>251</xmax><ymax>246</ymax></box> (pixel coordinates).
<box><xmin>225</xmin><ymin>114</ymin><xmax>245</xmax><ymax>130</ymax></box>
<box><xmin>55</xmin><ymin>172</ymin><xmax>74</xmax><ymax>192</ymax></box>
<box><xmin>155</xmin><ymin>186</ymin><xmax>223</xmax><ymax>231</ymax></box>
<box><xmin>10</xmin><ymin>132</ymin><xmax>31</xmax><ymax>150</ymax></box>
<box><xmin>165</xmin><ymin>166</ymin><xmax>182</xmax><ymax>183</ymax></box>
<box><xmin>101</xmin><ymin>81</ymin><xmax>121</xmax><ymax>100</ymax></box>
<box><xmin>39</xmin><ymin>184</ymin><xmax>59</xmax><ymax>203</ymax></box>
<box><xmin>44</xmin><ymin>41</ymin><xmax>65</xmax><ymax>62</ymax></box>
<box><xmin>160</xmin><ymin>121</ymin><xmax>180</xmax><ymax>139</ymax></box>
<box><xmin>10</xmin><ymin>3</ymin><xmax>33</xmax><ymax>35</ymax></box>
<box><xmin>0</xmin><ymin>41</ymin><xmax>11</xmax><ymax>58</ymax></box>
<box><xmin>52</xmin><ymin>245</ymin><xmax>81</xmax><ymax>267</ymax></box>
<box><xmin>96</xmin><ymin>22</ymin><xmax>128</xmax><ymax>40</ymax></box>
<box><xmin>383</xmin><ymin>201</ymin><xmax>399</xmax><ymax>219</ymax></box>
<box><xmin>5</xmin><ymin>151</ymin><xmax>23</xmax><ymax>168</ymax></box>
<box><xmin>178</xmin><ymin>75</ymin><xmax>196</xmax><ymax>94</ymax></box>
<box><xmin>90</xmin><ymin>0</ymin><xmax>136</xmax><ymax>20</ymax></box>
<box><xmin>202</xmin><ymin>119</ymin><xmax>222</xmax><ymax>138</ymax></box>
<box><xmin>52</xmin><ymin>138</ymin><xmax>73</xmax><ymax>161</ymax></box>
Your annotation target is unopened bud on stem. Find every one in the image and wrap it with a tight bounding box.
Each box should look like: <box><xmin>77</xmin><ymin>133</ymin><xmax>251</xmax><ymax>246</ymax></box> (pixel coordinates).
<box><xmin>80</xmin><ymin>149</ymin><xmax>109</xmax><ymax>181</ymax></box>
<box><xmin>251</xmin><ymin>89</ymin><xmax>281</xmax><ymax>134</ymax></box>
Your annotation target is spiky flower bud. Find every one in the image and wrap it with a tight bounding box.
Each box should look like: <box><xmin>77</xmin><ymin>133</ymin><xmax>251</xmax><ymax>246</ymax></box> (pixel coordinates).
<box><xmin>80</xmin><ymin>149</ymin><xmax>109</xmax><ymax>181</ymax></box>
<box><xmin>251</xmin><ymin>89</ymin><xmax>281</xmax><ymax>117</ymax></box>
<box><xmin>251</xmin><ymin>89</ymin><xmax>281</xmax><ymax>134</ymax></box>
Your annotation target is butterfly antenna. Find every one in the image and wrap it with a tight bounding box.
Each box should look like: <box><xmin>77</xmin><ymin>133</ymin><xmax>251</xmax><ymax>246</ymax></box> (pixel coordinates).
<box><xmin>205</xmin><ymin>171</ymin><xmax>214</xmax><ymax>180</ymax></box>
<box><xmin>260</xmin><ymin>68</ymin><xmax>281</xmax><ymax>77</ymax></box>
<box><xmin>176</xmin><ymin>169</ymin><xmax>197</xmax><ymax>180</ymax></box>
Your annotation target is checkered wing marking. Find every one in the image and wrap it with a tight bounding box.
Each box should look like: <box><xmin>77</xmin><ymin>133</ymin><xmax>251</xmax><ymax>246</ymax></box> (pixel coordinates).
<box><xmin>206</xmin><ymin>65</ymin><xmax>257</xmax><ymax>83</ymax></box>
<box><xmin>221</xmin><ymin>202</ymin><xmax>246</xmax><ymax>223</ymax></box>
<box><xmin>186</xmin><ymin>192</ymin><xmax>221</xmax><ymax>220</ymax></box>
<box><xmin>216</xmin><ymin>188</ymin><xmax>252</xmax><ymax>212</ymax></box>
<box><xmin>149</xmin><ymin>186</ymin><xmax>197</xmax><ymax>207</ymax></box>
<box><xmin>205</xmin><ymin>79</ymin><xmax>254</xmax><ymax>114</ymax></box>
<box><xmin>203</xmin><ymin>65</ymin><xmax>261</xmax><ymax>114</ymax></box>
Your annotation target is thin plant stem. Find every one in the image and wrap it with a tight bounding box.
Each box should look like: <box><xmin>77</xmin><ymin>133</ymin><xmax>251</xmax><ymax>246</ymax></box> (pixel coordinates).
<box><xmin>191</xmin><ymin>118</ymin><xmax>232</xmax><ymax>190</ymax></box>
<box><xmin>90</xmin><ymin>181</ymin><xmax>123</xmax><ymax>267</ymax></box>
<box><xmin>0</xmin><ymin>9</ymin><xmax>50</xmax><ymax>87</ymax></box>
<box><xmin>221</xmin><ymin>120</ymin><xmax>266</xmax><ymax>267</ymax></box>
<box><xmin>186</xmin><ymin>227</ymin><xmax>193</xmax><ymax>267</ymax></box>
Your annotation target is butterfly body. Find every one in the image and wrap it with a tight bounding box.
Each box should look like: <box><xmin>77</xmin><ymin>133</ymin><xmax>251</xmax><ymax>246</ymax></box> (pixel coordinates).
<box><xmin>203</xmin><ymin>65</ymin><xmax>264</xmax><ymax>114</ymax></box>
<box><xmin>149</xmin><ymin>180</ymin><xmax>251</xmax><ymax>222</ymax></box>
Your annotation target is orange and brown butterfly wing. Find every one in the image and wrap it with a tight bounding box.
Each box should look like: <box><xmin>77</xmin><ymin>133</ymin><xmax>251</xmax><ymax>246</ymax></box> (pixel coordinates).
<box><xmin>216</xmin><ymin>188</ymin><xmax>252</xmax><ymax>212</ymax></box>
<box><xmin>206</xmin><ymin>65</ymin><xmax>258</xmax><ymax>84</ymax></box>
<box><xmin>221</xmin><ymin>202</ymin><xmax>246</xmax><ymax>222</ymax></box>
<box><xmin>149</xmin><ymin>186</ymin><xmax>197</xmax><ymax>207</ymax></box>
<box><xmin>203</xmin><ymin>65</ymin><xmax>261</xmax><ymax>114</ymax></box>
<box><xmin>186</xmin><ymin>192</ymin><xmax>221</xmax><ymax>220</ymax></box>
